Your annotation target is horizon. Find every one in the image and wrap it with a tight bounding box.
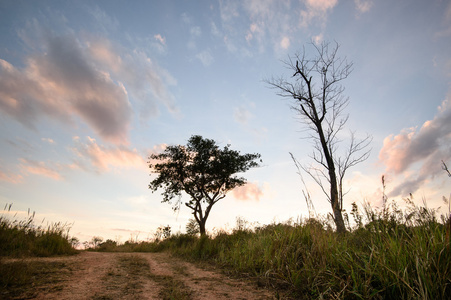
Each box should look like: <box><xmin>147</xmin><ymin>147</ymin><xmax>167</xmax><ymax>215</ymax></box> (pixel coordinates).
<box><xmin>0</xmin><ymin>0</ymin><xmax>450</xmax><ymax>242</ymax></box>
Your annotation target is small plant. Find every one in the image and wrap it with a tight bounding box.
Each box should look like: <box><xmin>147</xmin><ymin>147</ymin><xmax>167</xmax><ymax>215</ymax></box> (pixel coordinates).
<box><xmin>154</xmin><ymin>225</ymin><xmax>171</xmax><ymax>241</ymax></box>
<box><xmin>185</xmin><ymin>218</ymin><xmax>200</xmax><ymax>236</ymax></box>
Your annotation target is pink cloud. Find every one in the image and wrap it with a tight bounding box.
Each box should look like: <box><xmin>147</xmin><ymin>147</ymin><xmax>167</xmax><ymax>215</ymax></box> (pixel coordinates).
<box><xmin>379</xmin><ymin>97</ymin><xmax>451</xmax><ymax>196</ymax></box>
<box><xmin>72</xmin><ymin>136</ymin><xmax>146</xmax><ymax>173</ymax></box>
<box><xmin>41</xmin><ymin>138</ymin><xmax>56</xmax><ymax>144</ymax></box>
<box><xmin>19</xmin><ymin>158</ymin><xmax>64</xmax><ymax>181</ymax></box>
<box><xmin>280</xmin><ymin>36</ymin><xmax>290</xmax><ymax>49</ymax></box>
<box><xmin>0</xmin><ymin>169</ymin><xmax>23</xmax><ymax>184</ymax></box>
<box><xmin>0</xmin><ymin>34</ymin><xmax>132</xmax><ymax>145</ymax></box>
<box><xmin>300</xmin><ymin>0</ymin><xmax>338</xmax><ymax>28</ymax></box>
<box><xmin>354</xmin><ymin>0</ymin><xmax>373</xmax><ymax>14</ymax></box>
<box><xmin>0</xmin><ymin>29</ymin><xmax>179</xmax><ymax>145</ymax></box>
<box><xmin>154</xmin><ymin>34</ymin><xmax>166</xmax><ymax>45</ymax></box>
<box><xmin>232</xmin><ymin>182</ymin><xmax>264</xmax><ymax>201</ymax></box>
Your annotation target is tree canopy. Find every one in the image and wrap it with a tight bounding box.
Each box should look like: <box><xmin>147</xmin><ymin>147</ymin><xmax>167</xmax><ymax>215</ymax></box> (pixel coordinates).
<box><xmin>148</xmin><ymin>135</ymin><xmax>261</xmax><ymax>235</ymax></box>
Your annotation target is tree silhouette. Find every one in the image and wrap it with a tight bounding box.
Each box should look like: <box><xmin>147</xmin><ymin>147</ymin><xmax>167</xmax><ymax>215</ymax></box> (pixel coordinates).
<box><xmin>149</xmin><ymin>135</ymin><xmax>261</xmax><ymax>236</ymax></box>
<box><xmin>267</xmin><ymin>41</ymin><xmax>371</xmax><ymax>233</ymax></box>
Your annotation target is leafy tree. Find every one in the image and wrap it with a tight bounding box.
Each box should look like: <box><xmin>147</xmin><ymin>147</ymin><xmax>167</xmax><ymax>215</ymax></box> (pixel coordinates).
<box><xmin>185</xmin><ymin>218</ymin><xmax>200</xmax><ymax>236</ymax></box>
<box><xmin>267</xmin><ymin>41</ymin><xmax>371</xmax><ymax>233</ymax></box>
<box><xmin>149</xmin><ymin>135</ymin><xmax>261</xmax><ymax>236</ymax></box>
<box><xmin>91</xmin><ymin>236</ymin><xmax>103</xmax><ymax>249</ymax></box>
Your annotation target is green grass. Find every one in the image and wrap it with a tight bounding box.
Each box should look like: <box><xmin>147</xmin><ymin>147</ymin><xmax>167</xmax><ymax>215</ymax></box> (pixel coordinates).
<box><xmin>0</xmin><ymin>204</ymin><xmax>78</xmax><ymax>257</ymax></box>
<box><xmin>110</xmin><ymin>199</ymin><xmax>451</xmax><ymax>299</ymax></box>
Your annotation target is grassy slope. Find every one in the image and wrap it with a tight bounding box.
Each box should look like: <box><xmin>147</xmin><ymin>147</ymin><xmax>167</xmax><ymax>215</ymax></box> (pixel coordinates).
<box><xmin>109</xmin><ymin>200</ymin><xmax>451</xmax><ymax>299</ymax></box>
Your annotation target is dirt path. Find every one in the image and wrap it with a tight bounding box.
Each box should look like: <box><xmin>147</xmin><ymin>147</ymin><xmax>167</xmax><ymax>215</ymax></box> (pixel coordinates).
<box><xmin>19</xmin><ymin>252</ymin><xmax>275</xmax><ymax>299</ymax></box>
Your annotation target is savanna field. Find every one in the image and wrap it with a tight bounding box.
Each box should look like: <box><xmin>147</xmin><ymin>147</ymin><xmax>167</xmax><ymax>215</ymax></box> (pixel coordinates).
<box><xmin>1</xmin><ymin>199</ymin><xmax>450</xmax><ymax>299</ymax></box>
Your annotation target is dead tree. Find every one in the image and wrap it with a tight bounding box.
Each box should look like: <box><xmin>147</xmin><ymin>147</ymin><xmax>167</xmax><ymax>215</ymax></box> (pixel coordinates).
<box><xmin>267</xmin><ymin>41</ymin><xmax>371</xmax><ymax>233</ymax></box>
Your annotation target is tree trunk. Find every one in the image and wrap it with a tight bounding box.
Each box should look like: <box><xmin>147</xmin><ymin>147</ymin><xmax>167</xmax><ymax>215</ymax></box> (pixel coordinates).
<box><xmin>330</xmin><ymin>171</ymin><xmax>346</xmax><ymax>233</ymax></box>
<box><xmin>331</xmin><ymin>189</ymin><xmax>346</xmax><ymax>233</ymax></box>
<box><xmin>317</xmin><ymin>121</ymin><xmax>347</xmax><ymax>233</ymax></box>
<box><xmin>199</xmin><ymin>218</ymin><xmax>207</xmax><ymax>236</ymax></box>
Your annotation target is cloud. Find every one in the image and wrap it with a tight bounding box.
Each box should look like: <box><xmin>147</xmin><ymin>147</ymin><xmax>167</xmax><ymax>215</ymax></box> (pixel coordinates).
<box><xmin>232</xmin><ymin>182</ymin><xmax>264</xmax><ymax>201</ymax></box>
<box><xmin>379</xmin><ymin>97</ymin><xmax>451</xmax><ymax>196</ymax></box>
<box><xmin>154</xmin><ymin>34</ymin><xmax>166</xmax><ymax>45</ymax></box>
<box><xmin>19</xmin><ymin>158</ymin><xmax>65</xmax><ymax>181</ymax></box>
<box><xmin>88</xmin><ymin>37</ymin><xmax>179</xmax><ymax>119</ymax></box>
<box><xmin>190</xmin><ymin>26</ymin><xmax>202</xmax><ymax>37</ymax></box>
<box><xmin>1</xmin><ymin>22</ymin><xmax>179</xmax><ymax>145</ymax></box>
<box><xmin>218</xmin><ymin>0</ymin><xmax>294</xmax><ymax>54</ymax></box>
<box><xmin>0</xmin><ymin>33</ymin><xmax>132</xmax><ymax>145</ymax></box>
<box><xmin>234</xmin><ymin>106</ymin><xmax>253</xmax><ymax>125</ymax></box>
<box><xmin>41</xmin><ymin>138</ymin><xmax>56</xmax><ymax>145</ymax></box>
<box><xmin>300</xmin><ymin>0</ymin><xmax>338</xmax><ymax>28</ymax></box>
<box><xmin>151</xmin><ymin>34</ymin><xmax>167</xmax><ymax>54</ymax></box>
<box><xmin>196</xmin><ymin>50</ymin><xmax>214</xmax><ymax>66</ymax></box>
<box><xmin>0</xmin><ymin>169</ymin><xmax>23</xmax><ymax>184</ymax></box>
<box><xmin>217</xmin><ymin>0</ymin><xmax>339</xmax><ymax>55</ymax></box>
<box><xmin>280</xmin><ymin>36</ymin><xmax>290</xmax><ymax>49</ymax></box>
<box><xmin>312</xmin><ymin>33</ymin><xmax>324</xmax><ymax>44</ymax></box>
<box><xmin>71</xmin><ymin>136</ymin><xmax>146</xmax><ymax>173</ymax></box>
<box><xmin>354</xmin><ymin>0</ymin><xmax>373</xmax><ymax>14</ymax></box>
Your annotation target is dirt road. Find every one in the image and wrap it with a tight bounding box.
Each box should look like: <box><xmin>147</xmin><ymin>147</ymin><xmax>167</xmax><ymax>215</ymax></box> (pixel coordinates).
<box><xmin>14</xmin><ymin>252</ymin><xmax>275</xmax><ymax>299</ymax></box>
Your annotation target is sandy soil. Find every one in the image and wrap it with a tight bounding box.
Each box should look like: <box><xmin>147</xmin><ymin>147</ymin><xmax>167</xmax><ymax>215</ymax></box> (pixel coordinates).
<box><xmin>24</xmin><ymin>252</ymin><xmax>275</xmax><ymax>299</ymax></box>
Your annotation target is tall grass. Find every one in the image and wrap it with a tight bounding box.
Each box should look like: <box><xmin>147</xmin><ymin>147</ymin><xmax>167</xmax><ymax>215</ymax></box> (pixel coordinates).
<box><xmin>0</xmin><ymin>204</ymin><xmax>77</xmax><ymax>257</ymax></box>
<box><xmin>139</xmin><ymin>199</ymin><xmax>450</xmax><ymax>299</ymax></box>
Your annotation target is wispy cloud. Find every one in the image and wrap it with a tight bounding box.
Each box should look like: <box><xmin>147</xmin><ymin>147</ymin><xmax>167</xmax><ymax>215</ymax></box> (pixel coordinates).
<box><xmin>88</xmin><ymin>36</ymin><xmax>179</xmax><ymax>120</ymax></box>
<box><xmin>217</xmin><ymin>0</ymin><xmax>339</xmax><ymax>55</ymax></box>
<box><xmin>0</xmin><ymin>168</ymin><xmax>23</xmax><ymax>184</ymax></box>
<box><xmin>379</xmin><ymin>97</ymin><xmax>451</xmax><ymax>196</ymax></box>
<box><xmin>354</xmin><ymin>0</ymin><xmax>373</xmax><ymax>15</ymax></box>
<box><xmin>154</xmin><ymin>34</ymin><xmax>166</xmax><ymax>45</ymax></box>
<box><xmin>234</xmin><ymin>105</ymin><xmax>253</xmax><ymax>125</ymax></box>
<box><xmin>41</xmin><ymin>138</ymin><xmax>56</xmax><ymax>145</ymax></box>
<box><xmin>19</xmin><ymin>158</ymin><xmax>65</xmax><ymax>181</ymax></box>
<box><xmin>71</xmin><ymin>136</ymin><xmax>146</xmax><ymax>173</ymax></box>
<box><xmin>299</xmin><ymin>0</ymin><xmax>338</xmax><ymax>28</ymax></box>
<box><xmin>196</xmin><ymin>50</ymin><xmax>214</xmax><ymax>66</ymax></box>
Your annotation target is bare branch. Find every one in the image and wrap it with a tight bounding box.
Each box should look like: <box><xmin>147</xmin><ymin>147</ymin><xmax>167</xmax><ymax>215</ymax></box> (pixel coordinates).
<box><xmin>267</xmin><ymin>41</ymin><xmax>370</xmax><ymax>233</ymax></box>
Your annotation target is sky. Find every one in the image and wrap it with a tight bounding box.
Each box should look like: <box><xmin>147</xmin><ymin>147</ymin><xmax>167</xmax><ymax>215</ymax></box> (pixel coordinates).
<box><xmin>0</xmin><ymin>0</ymin><xmax>450</xmax><ymax>243</ymax></box>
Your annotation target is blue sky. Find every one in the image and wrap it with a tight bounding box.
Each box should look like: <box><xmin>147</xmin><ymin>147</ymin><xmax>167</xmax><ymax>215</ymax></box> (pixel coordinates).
<box><xmin>1</xmin><ymin>0</ymin><xmax>450</xmax><ymax>242</ymax></box>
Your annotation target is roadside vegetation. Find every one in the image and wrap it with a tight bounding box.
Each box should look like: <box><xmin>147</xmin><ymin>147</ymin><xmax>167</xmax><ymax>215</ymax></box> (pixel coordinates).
<box><xmin>95</xmin><ymin>198</ymin><xmax>451</xmax><ymax>299</ymax></box>
<box><xmin>1</xmin><ymin>197</ymin><xmax>450</xmax><ymax>299</ymax></box>
<box><xmin>0</xmin><ymin>204</ymin><xmax>78</xmax><ymax>298</ymax></box>
<box><xmin>0</xmin><ymin>204</ymin><xmax>77</xmax><ymax>257</ymax></box>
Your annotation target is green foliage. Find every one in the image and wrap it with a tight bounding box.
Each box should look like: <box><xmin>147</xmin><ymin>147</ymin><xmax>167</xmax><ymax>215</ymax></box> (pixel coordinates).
<box><xmin>97</xmin><ymin>239</ymin><xmax>117</xmax><ymax>252</ymax></box>
<box><xmin>185</xmin><ymin>218</ymin><xmax>200</xmax><ymax>236</ymax></box>
<box><xmin>155</xmin><ymin>225</ymin><xmax>172</xmax><ymax>241</ymax></box>
<box><xmin>149</xmin><ymin>135</ymin><xmax>261</xmax><ymax>206</ymax></box>
<box><xmin>149</xmin><ymin>135</ymin><xmax>261</xmax><ymax>235</ymax></box>
<box><xmin>0</xmin><ymin>204</ymin><xmax>78</xmax><ymax>257</ymax></box>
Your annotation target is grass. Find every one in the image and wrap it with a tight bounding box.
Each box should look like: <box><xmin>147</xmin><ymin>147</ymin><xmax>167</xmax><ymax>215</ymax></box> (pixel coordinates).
<box><xmin>109</xmin><ymin>199</ymin><xmax>451</xmax><ymax>299</ymax></box>
<box><xmin>0</xmin><ymin>204</ymin><xmax>79</xmax><ymax>298</ymax></box>
<box><xmin>0</xmin><ymin>204</ymin><xmax>78</xmax><ymax>257</ymax></box>
<box><xmin>2</xmin><ymin>198</ymin><xmax>450</xmax><ymax>299</ymax></box>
